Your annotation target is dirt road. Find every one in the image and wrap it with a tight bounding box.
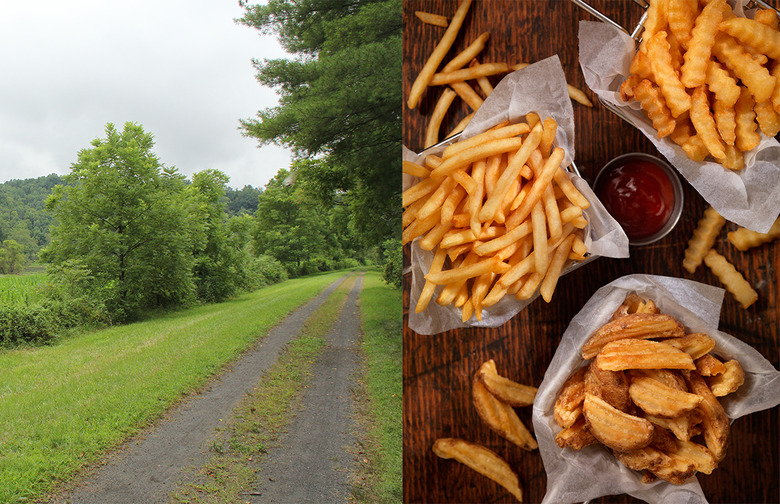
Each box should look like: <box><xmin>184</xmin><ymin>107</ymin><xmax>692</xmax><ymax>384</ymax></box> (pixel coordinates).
<box><xmin>54</xmin><ymin>273</ymin><xmax>363</xmax><ymax>503</ymax></box>
<box><xmin>248</xmin><ymin>274</ymin><xmax>363</xmax><ymax>503</ymax></box>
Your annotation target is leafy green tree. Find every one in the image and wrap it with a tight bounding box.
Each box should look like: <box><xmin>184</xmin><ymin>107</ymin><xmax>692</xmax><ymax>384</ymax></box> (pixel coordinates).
<box><xmin>253</xmin><ymin>168</ymin><xmax>329</xmax><ymax>275</ymax></box>
<box><xmin>238</xmin><ymin>0</ymin><xmax>401</xmax><ymax>250</ymax></box>
<box><xmin>188</xmin><ymin>169</ymin><xmax>247</xmax><ymax>302</ymax></box>
<box><xmin>0</xmin><ymin>239</ymin><xmax>25</xmax><ymax>274</ymax></box>
<box><xmin>41</xmin><ymin>122</ymin><xmax>196</xmax><ymax>321</ymax></box>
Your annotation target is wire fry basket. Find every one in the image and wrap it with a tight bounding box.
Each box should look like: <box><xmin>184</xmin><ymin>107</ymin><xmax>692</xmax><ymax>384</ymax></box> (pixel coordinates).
<box><xmin>569</xmin><ymin>0</ymin><xmax>780</xmax><ymax>123</ymax></box>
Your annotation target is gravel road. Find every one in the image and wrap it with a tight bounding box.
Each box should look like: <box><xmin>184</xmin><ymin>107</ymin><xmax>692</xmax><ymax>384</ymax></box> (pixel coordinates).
<box><xmin>53</xmin><ymin>274</ymin><xmax>352</xmax><ymax>504</ymax></box>
<box><xmin>248</xmin><ymin>273</ymin><xmax>364</xmax><ymax>503</ymax></box>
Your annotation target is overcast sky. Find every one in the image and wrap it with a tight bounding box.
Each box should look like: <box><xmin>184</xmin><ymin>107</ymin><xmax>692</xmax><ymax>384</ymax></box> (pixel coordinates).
<box><xmin>0</xmin><ymin>0</ymin><xmax>292</xmax><ymax>190</ymax></box>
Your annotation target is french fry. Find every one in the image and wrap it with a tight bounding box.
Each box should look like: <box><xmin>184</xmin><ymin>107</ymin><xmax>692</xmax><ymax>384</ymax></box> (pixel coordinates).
<box><xmin>442</xmin><ymin>32</ymin><xmax>490</xmax><ymax>73</ymax></box>
<box><xmin>539</xmin><ymin>234</ymin><xmax>575</xmax><ymax>303</ymax></box>
<box><xmin>596</xmin><ymin>338</ymin><xmax>696</xmax><ymax>371</ymax></box>
<box><xmin>429</xmin><ymin>62</ymin><xmax>510</xmax><ymax>86</ymax></box>
<box><xmin>670</xmin><ymin>439</ymin><xmax>717</xmax><ymax>475</ymax></box>
<box><xmin>476</xmin><ymin>359</ymin><xmax>537</xmax><ymax>407</ymax></box>
<box><xmin>407</xmin><ymin>0</ymin><xmax>473</xmax><ymax>109</ymax></box>
<box><xmin>505</xmin><ymin>147</ymin><xmax>565</xmax><ymax>230</ymax></box>
<box><xmin>727</xmin><ymin>216</ymin><xmax>780</xmax><ymax>251</ymax></box>
<box><xmin>415</xmin><ymin>247</ymin><xmax>447</xmax><ymax>314</ymax></box>
<box><xmin>585</xmin><ymin>360</ymin><xmax>633</xmax><ymax>414</ymax></box>
<box><xmin>478</xmin><ymin>123</ymin><xmax>543</xmax><ymax>222</ymax></box>
<box><xmin>663</xmin><ymin>332</ymin><xmax>716</xmax><ymax>360</ymax></box>
<box><xmin>432</xmin><ymin>137</ymin><xmax>524</xmax><ymax>178</ymax></box>
<box><xmin>567</xmin><ymin>83</ymin><xmax>594</xmax><ymax>107</ymax></box>
<box><xmin>679</xmin><ymin>0</ymin><xmax>725</xmax><ymax>88</ymax></box>
<box><xmin>449</xmin><ymin>81</ymin><xmax>484</xmax><ymax>111</ymax></box>
<box><xmin>646</xmin><ymin>31</ymin><xmax>691</xmax><ymax>118</ymax></box>
<box><xmin>705</xmin><ymin>60</ymin><xmax>740</xmax><ymax>108</ymax></box>
<box><xmin>555</xmin><ymin>416</ymin><xmax>597</xmax><ymax>450</ymax></box>
<box><xmin>472</xmin><ymin>371</ymin><xmax>538</xmax><ymax>451</ymax></box>
<box><xmin>432</xmin><ymin>438</ymin><xmax>524</xmax><ymax>503</ymax></box>
<box><xmin>753</xmin><ymin>99</ymin><xmax>780</xmax><ymax>137</ymax></box>
<box><xmin>690</xmin><ymin>85</ymin><xmax>726</xmax><ymax>159</ymax></box>
<box><xmin>583</xmin><ymin>393</ymin><xmax>654</xmax><ymax>452</ymax></box>
<box><xmin>694</xmin><ymin>353</ymin><xmax>726</xmax><ymax>377</ymax></box>
<box><xmin>682</xmin><ymin>205</ymin><xmax>725</xmax><ymax>274</ymax></box>
<box><xmin>531</xmin><ymin>201</ymin><xmax>548</xmax><ymax>275</ymax></box>
<box><xmin>683</xmin><ymin>370</ymin><xmax>730</xmax><ymax>461</ymax></box>
<box><xmin>645</xmin><ymin>412</ymin><xmax>701</xmax><ymax>442</ymax></box>
<box><xmin>554</xmin><ymin>366</ymin><xmax>587</xmax><ymax>428</ymax></box>
<box><xmin>410</xmin><ymin>114</ymin><xmax>589</xmax><ymax>320</ymax></box>
<box><xmin>581</xmin><ymin>313</ymin><xmax>685</xmax><ymax>360</ymax></box>
<box><xmin>553</xmin><ymin>295</ymin><xmax>747</xmax><ymax>484</ymax></box>
<box><xmin>719</xmin><ymin>17</ymin><xmax>780</xmax><ymax>60</ymax></box>
<box><xmin>666</xmin><ymin>0</ymin><xmax>696</xmax><ymax>46</ymax></box>
<box><xmin>713</xmin><ymin>98</ymin><xmax>736</xmax><ymax>147</ymax></box>
<box><xmin>734</xmin><ymin>86</ymin><xmax>761</xmax><ymax>152</ymax></box>
<box><xmin>632</xmin><ymin>79</ymin><xmax>677</xmax><ymax>138</ymax></box>
<box><xmin>621</xmin><ymin>0</ymin><xmax>780</xmax><ymax>168</ymax></box>
<box><xmin>703</xmin><ymin>249</ymin><xmax>758</xmax><ymax>308</ymax></box>
<box><xmin>628</xmin><ymin>375</ymin><xmax>703</xmax><ymax>418</ymax></box>
<box><xmin>414</xmin><ymin>10</ymin><xmax>448</xmax><ymax>28</ymax></box>
<box><xmin>712</xmin><ymin>33</ymin><xmax>775</xmax><ymax>104</ymax></box>
<box><xmin>705</xmin><ymin>359</ymin><xmax>745</xmax><ymax>397</ymax></box>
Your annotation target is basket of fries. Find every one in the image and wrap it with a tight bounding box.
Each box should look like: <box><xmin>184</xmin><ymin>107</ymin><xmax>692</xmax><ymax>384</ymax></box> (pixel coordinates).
<box><xmin>404</xmin><ymin>57</ymin><xmax>630</xmax><ymax>335</ymax></box>
<box><xmin>532</xmin><ymin>274</ymin><xmax>780</xmax><ymax>504</ymax></box>
<box><xmin>577</xmin><ymin>0</ymin><xmax>780</xmax><ymax>233</ymax></box>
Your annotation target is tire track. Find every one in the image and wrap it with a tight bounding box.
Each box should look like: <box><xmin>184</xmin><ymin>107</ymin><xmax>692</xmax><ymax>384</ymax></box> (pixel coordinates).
<box><xmin>247</xmin><ymin>273</ymin><xmax>364</xmax><ymax>503</ymax></box>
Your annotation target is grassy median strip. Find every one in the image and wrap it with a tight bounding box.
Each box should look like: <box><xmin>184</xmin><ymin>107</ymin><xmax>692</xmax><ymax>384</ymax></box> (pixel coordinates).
<box><xmin>0</xmin><ymin>271</ymin><xmax>346</xmax><ymax>504</ymax></box>
<box><xmin>168</xmin><ymin>274</ymin><xmax>358</xmax><ymax>504</ymax></box>
<box><xmin>351</xmin><ymin>271</ymin><xmax>402</xmax><ymax>503</ymax></box>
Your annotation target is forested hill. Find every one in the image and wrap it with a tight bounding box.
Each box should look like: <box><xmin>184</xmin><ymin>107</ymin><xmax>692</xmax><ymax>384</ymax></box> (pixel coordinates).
<box><xmin>0</xmin><ymin>173</ymin><xmax>63</xmax><ymax>260</ymax></box>
<box><xmin>0</xmin><ymin>174</ymin><xmax>262</xmax><ymax>261</ymax></box>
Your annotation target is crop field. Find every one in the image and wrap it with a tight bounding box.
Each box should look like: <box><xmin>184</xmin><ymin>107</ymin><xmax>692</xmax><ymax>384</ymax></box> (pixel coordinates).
<box><xmin>0</xmin><ymin>273</ymin><xmax>47</xmax><ymax>305</ymax></box>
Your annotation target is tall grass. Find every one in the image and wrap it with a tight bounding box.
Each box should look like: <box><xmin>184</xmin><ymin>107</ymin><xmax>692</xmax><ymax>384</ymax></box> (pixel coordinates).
<box><xmin>0</xmin><ymin>273</ymin><xmax>47</xmax><ymax>305</ymax></box>
<box><xmin>0</xmin><ymin>271</ymin><xmax>345</xmax><ymax>504</ymax></box>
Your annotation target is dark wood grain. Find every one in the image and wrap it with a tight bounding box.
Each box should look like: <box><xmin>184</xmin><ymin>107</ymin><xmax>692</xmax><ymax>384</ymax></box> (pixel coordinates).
<box><xmin>402</xmin><ymin>1</ymin><xmax>780</xmax><ymax>503</ymax></box>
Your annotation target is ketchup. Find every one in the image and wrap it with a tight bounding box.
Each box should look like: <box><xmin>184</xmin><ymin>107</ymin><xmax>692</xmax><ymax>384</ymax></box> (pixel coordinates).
<box><xmin>595</xmin><ymin>159</ymin><xmax>676</xmax><ymax>240</ymax></box>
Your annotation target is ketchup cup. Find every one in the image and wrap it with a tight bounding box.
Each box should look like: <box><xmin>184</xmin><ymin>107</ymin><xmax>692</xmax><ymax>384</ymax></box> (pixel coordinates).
<box><xmin>594</xmin><ymin>152</ymin><xmax>684</xmax><ymax>246</ymax></box>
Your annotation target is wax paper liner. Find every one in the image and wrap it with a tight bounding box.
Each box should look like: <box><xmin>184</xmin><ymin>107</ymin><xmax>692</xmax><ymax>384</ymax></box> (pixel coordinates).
<box><xmin>404</xmin><ymin>56</ymin><xmax>629</xmax><ymax>336</ymax></box>
<box><xmin>532</xmin><ymin>274</ymin><xmax>780</xmax><ymax>504</ymax></box>
<box><xmin>578</xmin><ymin>16</ymin><xmax>780</xmax><ymax>233</ymax></box>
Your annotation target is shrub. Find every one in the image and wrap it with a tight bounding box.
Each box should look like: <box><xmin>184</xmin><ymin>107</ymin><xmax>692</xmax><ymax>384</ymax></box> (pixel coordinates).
<box><xmin>0</xmin><ymin>303</ymin><xmax>59</xmax><ymax>347</ymax></box>
<box><xmin>254</xmin><ymin>255</ymin><xmax>288</xmax><ymax>286</ymax></box>
<box><xmin>381</xmin><ymin>238</ymin><xmax>402</xmax><ymax>288</ymax></box>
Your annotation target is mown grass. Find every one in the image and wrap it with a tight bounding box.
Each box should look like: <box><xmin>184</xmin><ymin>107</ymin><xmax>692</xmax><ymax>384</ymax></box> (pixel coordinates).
<box><xmin>169</xmin><ymin>274</ymin><xmax>358</xmax><ymax>504</ymax></box>
<box><xmin>352</xmin><ymin>270</ymin><xmax>402</xmax><ymax>503</ymax></box>
<box><xmin>0</xmin><ymin>271</ymin><xmax>346</xmax><ymax>504</ymax></box>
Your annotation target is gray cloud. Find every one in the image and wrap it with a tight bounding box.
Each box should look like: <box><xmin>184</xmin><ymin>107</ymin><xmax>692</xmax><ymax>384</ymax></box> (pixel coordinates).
<box><xmin>0</xmin><ymin>0</ymin><xmax>291</xmax><ymax>189</ymax></box>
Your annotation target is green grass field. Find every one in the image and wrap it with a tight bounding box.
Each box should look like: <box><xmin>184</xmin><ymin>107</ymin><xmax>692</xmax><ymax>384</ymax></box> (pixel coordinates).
<box><xmin>0</xmin><ymin>273</ymin><xmax>47</xmax><ymax>305</ymax></box>
<box><xmin>0</xmin><ymin>271</ymin><xmax>345</xmax><ymax>504</ymax></box>
<box><xmin>354</xmin><ymin>271</ymin><xmax>402</xmax><ymax>503</ymax></box>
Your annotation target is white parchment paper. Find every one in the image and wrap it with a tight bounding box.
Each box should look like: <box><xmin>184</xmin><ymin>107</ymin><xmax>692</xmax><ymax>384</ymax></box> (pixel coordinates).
<box><xmin>404</xmin><ymin>56</ymin><xmax>630</xmax><ymax>335</ymax></box>
<box><xmin>578</xmin><ymin>19</ymin><xmax>780</xmax><ymax>233</ymax></box>
<box><xmin>532</xmin><ymin>274</ymin><xmax>780</xmax><ymax>504</ymax></box>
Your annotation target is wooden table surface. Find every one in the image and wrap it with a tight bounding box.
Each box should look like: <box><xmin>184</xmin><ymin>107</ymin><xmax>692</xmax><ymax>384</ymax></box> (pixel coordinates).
<box><xmin>402</xmin><ymin>1</ymin><xmax>780</xmax><ymax>503</ymax></box>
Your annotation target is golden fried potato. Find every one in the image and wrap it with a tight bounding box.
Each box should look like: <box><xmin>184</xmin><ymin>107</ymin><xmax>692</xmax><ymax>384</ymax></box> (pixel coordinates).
<box><xmin>581</xmin><ymin>313</ymin><xmax>685</xmax><ymax>360</ymax></box>
<box><xmin>583</xmin><ymin>393</ymin><xmax>654</xmax><ymax>452</ymax></box>
<box><xmin>433</xmin><ymin>438</ymin><xmax>524</xmax><ymax>502</ymax></box>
